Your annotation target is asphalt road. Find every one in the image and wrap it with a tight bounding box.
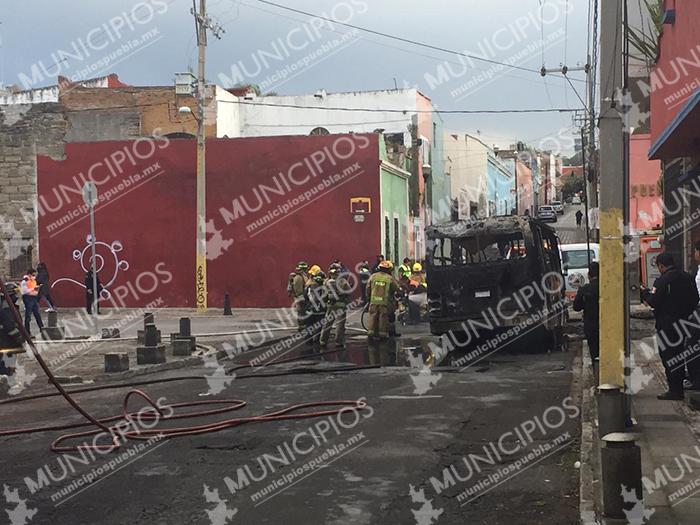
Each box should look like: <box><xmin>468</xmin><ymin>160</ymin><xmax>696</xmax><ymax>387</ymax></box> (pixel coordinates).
<box><xmin>554</xmin><ymin>203</ymin><xmax>588</xmax><ymax>245</ymax></box>
<box><xmin>0</xmin><ymin>331</ymin><xmax>582</xmax><ymax>525</ymax></box>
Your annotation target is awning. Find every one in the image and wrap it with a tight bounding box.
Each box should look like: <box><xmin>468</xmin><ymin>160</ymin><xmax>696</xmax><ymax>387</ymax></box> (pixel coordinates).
<box><xmin>649</xmin><ymin>87</ymin><xmax>700</xmax><ymax>160</ymax></box>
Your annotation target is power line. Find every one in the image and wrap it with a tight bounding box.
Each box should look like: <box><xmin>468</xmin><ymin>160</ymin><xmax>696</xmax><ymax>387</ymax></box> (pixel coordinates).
<box><xmin>235</xmin><ymin>0</ymin><xmax>577</xmax><ymax>91</ymax></box>
<box><xmin>221</xmin><ymin>98</ymin><xmax>578</xmax><ymax>114</ymax></box>
<box><xmin>255</xmin><ymin>0</ymin><xmax>564</xmax><ymax>77</ymax></box>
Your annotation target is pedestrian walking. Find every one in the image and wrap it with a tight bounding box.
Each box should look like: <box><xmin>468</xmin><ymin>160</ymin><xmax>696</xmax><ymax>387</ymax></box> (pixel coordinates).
<box><xmin>36</xmin><ymin>262</ymin><xmax>56</xmax><ymax>312</ymax></box>
<box><xmin>85</xmin><ymin>269</ymin><xmax>103</xmax><ymax>315</ymax></box>
<box><xmin>641</xmin><ymin>253</ymin><xmax>700</xmax><ymax>400</ymax></box>
<box><xmin>575</xmin><ymin>210</ymin><xmax>583</xmax><ymax>229</ymax></box>
<box><xmin>20</xmin><ymin>269</ymin><xmax>44</xmax><ymax>337</ymax></box>
<box><xmin>573</xmin><ymin>262</ymin><xmax>600</xmax><ymax>364</ymax></box>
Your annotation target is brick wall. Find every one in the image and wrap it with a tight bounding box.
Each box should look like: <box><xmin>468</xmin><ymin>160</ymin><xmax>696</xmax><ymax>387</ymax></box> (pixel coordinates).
<box><xmin>60</xmin><ymin>85</ymin><xmax>217</xmax><ymax>138</ymax></box>
<box><xmin>0</xmin><ymin>104</ymin><xmax>67</xmax><ymax>278</ymax></box>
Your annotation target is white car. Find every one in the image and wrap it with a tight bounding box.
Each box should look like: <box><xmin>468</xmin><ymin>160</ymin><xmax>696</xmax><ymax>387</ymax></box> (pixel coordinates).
<box><xmin>561</xmin><ymin>243</ymin><xmax>600</xmax><ymax>299</ymax></box>
<box><xmin>551</xmin><ymin>201</ymin><xmax>564</xmax><ymax>214</ymax></box>
<box><xmin>572</xmin><ymin>195</ymin><xmax>582</xmax><ymax>205</ymax></box>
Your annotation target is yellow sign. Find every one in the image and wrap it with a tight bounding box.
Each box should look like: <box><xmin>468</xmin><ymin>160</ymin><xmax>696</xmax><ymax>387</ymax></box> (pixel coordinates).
<box><xmin>350</xmin><ymin>197</ymin><xmax>371</xmax><ymax>214</ymax></box>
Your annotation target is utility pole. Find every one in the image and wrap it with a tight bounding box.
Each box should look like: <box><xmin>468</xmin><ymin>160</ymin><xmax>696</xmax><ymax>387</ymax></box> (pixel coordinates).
<box><xmin>587</xmin><ymin>0</ymin><xmax>600</xmax><ymax>242</ymax></box>
<box><xmin>191</xmin><ymin>0</ymin><xmax>223</xmax><ymax>310</ymax></box>
<box><xmin>598</xmin><ymin>0</ymin><xmax>625</xmax><ymax>388</ymax></box>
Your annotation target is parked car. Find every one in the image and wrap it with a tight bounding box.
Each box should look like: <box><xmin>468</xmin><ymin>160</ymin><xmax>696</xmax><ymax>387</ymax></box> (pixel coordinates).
<box><xmin>572</xmin><ymin>195</ymin><xmax>582</xmax><ymax>205</ymax></box>
<box><xmin>537</xmin><ymin>205</ymin><xmax>557</xmax><ymax>222</ymax></box>
<box><xmin>551</xmin><ymin>201</ymin><xmax>564</xmax><ymax>214</ymax></box>
<box><xmin>560</xmin><ymin>243</ymin><xmax>600</xmax><ymax>299</ymax></box>
<box><xmin>425</xmin><ymin>216</ymin><xmax>567</xmax><ymax>352</ymax></box>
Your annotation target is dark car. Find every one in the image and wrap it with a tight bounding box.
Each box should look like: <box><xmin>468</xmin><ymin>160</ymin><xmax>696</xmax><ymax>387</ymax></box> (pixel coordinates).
<box><xmin>425</xmin><ymin>217</ymin><xmax>567</xmax><ymax>353</ymax></box>
<box><xmin>537</xmin><ymin>205</ymin><xmax>558</xmax><ymax>222</ymax></box>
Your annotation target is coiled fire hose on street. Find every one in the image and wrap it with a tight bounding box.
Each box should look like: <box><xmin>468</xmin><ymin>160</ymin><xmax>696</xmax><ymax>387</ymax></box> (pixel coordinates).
<box><xmin>0</xmin><ymin>280</ymin><xmax>372</xmax><ymax>454</ymax></box>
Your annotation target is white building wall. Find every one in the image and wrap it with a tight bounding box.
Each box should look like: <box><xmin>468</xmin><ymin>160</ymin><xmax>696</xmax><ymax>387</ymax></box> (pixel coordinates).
<box><xmin>214</xmin><ymin>86</ymin><xmax>241</xmax><ymax>138</ymax></box>
<box><xmin>444</xmin><ymin>132</ymin><xmax>489</xmax><ymax>219</ymax></box>
<box><xmin>238</xmin><ymin>89</ymin><xmax>418</xmax><ymax>137</ymax></box>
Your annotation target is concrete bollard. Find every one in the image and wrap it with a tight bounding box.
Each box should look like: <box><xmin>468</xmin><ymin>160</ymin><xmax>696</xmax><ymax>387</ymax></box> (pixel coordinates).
<box><xmin>41</xmin><ymin>310</ymin><xmax>65</xmax><ymax>340</ymax></box>
<box><xmin>224</xmin><ymin>293</ymin><xmax>232</xmax><ymax>316</ymax></box>
<box><xmin>137</xmin><ymin>323</ymin><xmax>166</xmax><ymax>365</ymax></box>
<box><xmin>598</xmin><ymin>384</ymin><xmax>625</xmax><ymax>438</ymax></box>
<box><xmin>179</xmin><ymin>317</ymin><xmax>191</xmax><ymax>337</ymax></box>
<box><xmin>172</xmin><ymin>338</ymin><xmax>193</xmax><ymax>356</ymax></box>
<box><xmin>101</xmin><ymin>328</ymin><xmax>121</xmax><ymax>339</ymax></box>
<box><xmin>171</xmin><ymin>317</ymin><xmax>196</xmax><ymax>355</ymax></box>
<box><xmin>601</xmin><ymin>433</ymin><xmax>643</xmax><ymax>519</ymax></box>
<box><xmin>104</xmin><ymin>353</ymin><xmax>130</xmax><ymax>373</ymax></box>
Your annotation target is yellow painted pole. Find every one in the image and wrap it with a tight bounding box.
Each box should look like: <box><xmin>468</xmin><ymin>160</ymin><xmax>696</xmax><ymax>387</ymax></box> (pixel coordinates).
<box><xmin>598</xmin><ymin>0</ymin><xmax>625</xmax><ymax>388</ymax></box>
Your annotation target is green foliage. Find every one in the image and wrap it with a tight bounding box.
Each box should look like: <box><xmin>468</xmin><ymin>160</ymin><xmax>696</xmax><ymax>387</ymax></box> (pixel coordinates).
<box><xmin>627</xmin><ymin>0</ymin><xmax>664</xmax><ymax>64</ymax></box>
<box><xmin>562</xmin><ymin>174</ymin><xmax>585</xmax><ymax>200</ymax></box>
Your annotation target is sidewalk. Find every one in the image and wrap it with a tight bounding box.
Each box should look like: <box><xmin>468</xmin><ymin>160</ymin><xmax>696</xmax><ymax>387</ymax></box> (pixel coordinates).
<box><xmin>581</xmin><ymin>330</ymin><xmax>700</xmax><ymax>524</ymax></box>
<box><xmin>633</xmin><ymin>336</ymin><xmax>700</xmax><ymax>524</ymax></box>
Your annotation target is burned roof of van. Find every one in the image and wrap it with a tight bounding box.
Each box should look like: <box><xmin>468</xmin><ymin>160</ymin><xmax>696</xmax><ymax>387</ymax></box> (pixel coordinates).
<box><xmin>426</xmin><ymin>216</ymin><xmax>551</xmax><ymax>239</ymax></box>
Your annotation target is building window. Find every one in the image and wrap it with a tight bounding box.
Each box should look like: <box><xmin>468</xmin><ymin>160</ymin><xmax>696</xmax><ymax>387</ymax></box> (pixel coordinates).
<box><xmin>309</xmin><ymin>127</ymin><xmax>330</xmax><ymax>136</ymax></box>
<box><xmin>9</xmin><ymin>239</ymin><xmax>33</xmax><ymax>278</ymax></box>
<box><xmin>393</xmin><ymin>217</ymin><xmax>400</xmax><ymax>264</ymax></box>
<box><xmin>385</xmin><ymin>216</ymin><xmax>391</xmax><ymax>261</ymax></box>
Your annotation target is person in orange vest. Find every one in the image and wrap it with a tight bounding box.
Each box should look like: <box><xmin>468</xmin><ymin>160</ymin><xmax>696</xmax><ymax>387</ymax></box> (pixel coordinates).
<box><xmin>20</xmin><ymin>268</ymin><xmax>44</xmax><ymax>336</ymax></box>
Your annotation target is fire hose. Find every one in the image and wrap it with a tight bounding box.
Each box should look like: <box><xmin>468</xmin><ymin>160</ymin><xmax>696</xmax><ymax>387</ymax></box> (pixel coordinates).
<box><xmin>0</xmin><ymin>280</ymin><xmax>372</xmax><ymax>454</ymax></box>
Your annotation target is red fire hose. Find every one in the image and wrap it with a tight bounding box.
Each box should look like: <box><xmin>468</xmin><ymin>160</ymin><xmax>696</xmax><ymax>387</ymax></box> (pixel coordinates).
<box><xmin>0</xmin><ymin>281</ymin><xmax>371</xmax><ymax>454</ymax></box>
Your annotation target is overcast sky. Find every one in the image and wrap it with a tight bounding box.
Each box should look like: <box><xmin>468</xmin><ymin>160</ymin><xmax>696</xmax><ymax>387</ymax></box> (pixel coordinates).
<box><xmin>1</xmin><ymin>0</ymin><xmax>594</xmax><ymax>154</ymax></box>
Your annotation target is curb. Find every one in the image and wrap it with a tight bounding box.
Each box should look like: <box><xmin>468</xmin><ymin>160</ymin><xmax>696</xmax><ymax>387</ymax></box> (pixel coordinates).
<box><xmin>579</xmin><ymin>343</ymin><xmax>600</xmax><ymax>524</ymax></box>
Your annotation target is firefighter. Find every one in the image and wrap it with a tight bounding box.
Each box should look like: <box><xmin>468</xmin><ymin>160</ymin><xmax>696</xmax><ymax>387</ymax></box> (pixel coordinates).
<box><xmin>365</xmin><ymin>260</ymin><xmax>399</xmax><ymax>339</ymax></box>
<box><xmin>398</xmin><ymin>258</ymin><xmax>412</xmax><ymax>281</ymax></box>
<box><xmin>410</xmin><ymin>262</ymin><xmax>427</xmax><ymax>292</ymax></box>
<box><xmin>304</xmin><ymin>272</ymin><xmax>327</xmax><ymax>344</ymax></box>
<box><xmin>320</xmin><ymin>266</ymin><xmax>351</xmax><ymax>347</ymax></box>
<box><xmin>291</xmin><ymin>262</ymin><xmax>308</xmax><ymax>331</ymax></box>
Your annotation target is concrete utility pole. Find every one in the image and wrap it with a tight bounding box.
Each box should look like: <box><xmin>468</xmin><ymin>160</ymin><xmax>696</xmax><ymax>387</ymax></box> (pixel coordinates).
<box><xmin>195</xmin><ymin>0</ymin><xmax>208</xmax><ymax>310</ymax></box>
<box><xmin>192</xmin><ymin>0</ymin><xmax>223</xmax><ymax>310</ymax></box>
<box><xmin>587</xmin><ymin>0</ymin><xmax>600</xmax><ymax>242</ymax></box>
<box><xmin>598</xmin><ymin>0</ymin><xmax>625</xmax><ymax>388</ymax></box>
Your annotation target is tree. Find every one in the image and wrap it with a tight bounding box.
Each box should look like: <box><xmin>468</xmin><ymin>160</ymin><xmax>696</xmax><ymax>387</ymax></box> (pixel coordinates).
<box><xmin>627</xmin><ymin>0</ymin><xmax>664</xmax><ymax>66</ymax></box>
<box><xmin>562</xmin><ymin>174</ymin><xmax>585</xmax><ymax>200</ymax></box>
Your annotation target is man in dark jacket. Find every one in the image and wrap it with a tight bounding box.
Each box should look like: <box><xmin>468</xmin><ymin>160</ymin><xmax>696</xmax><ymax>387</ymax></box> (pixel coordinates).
<box><xmin>641</xmin><ymin>253</ymin><xmax>700</xmax><ymax>400</ymax></box>
<box><xmin>36</xmin><ymin>262</ymin><xmax>56</xmax><ymax>312</ymax></box>
<box><xmin>85</xmin><ymin>270</ymin><xmax>103</xmax><ymax>315</ymax></box>
<box><xmin>573</xmin><ymin>261</ymin><xmax>599</xmax><ymax>364</ymax></box>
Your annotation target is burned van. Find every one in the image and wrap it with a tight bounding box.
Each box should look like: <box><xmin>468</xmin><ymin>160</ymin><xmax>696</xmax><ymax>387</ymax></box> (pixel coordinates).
<box><xmin>425</xmin><ymin>216</ymin><xmax>567</xmax><ymax>352</ymax></box>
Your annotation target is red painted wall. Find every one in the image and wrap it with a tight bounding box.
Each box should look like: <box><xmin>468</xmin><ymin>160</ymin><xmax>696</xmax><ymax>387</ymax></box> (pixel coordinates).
<box><xmin>630</xmin><ymin>134</ymin><xmax>663</xmax><ymax>232</ymax></box>
<box><xmin>650</xmin><ymin>0</ymin><xmax>700</xmax><ymax>144</ymax></box>
<box><xmin>37</xmin><ymin>134</ymin><xmax>381</xmax><ymax>308</ymax></box>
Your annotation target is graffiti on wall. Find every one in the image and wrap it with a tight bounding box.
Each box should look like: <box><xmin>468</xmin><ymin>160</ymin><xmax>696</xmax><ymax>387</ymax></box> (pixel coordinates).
<box><xmin>52</xmin><ymin>236</ymin><xmax>129</xmax><ymax>300</ymax></box>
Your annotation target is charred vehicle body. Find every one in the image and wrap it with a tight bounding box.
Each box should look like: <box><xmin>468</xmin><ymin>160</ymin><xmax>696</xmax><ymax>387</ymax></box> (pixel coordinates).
<box><xmin>426</xmin><ymin>217</ymin><xmax>567</xmax><ymax>353</ymax></box>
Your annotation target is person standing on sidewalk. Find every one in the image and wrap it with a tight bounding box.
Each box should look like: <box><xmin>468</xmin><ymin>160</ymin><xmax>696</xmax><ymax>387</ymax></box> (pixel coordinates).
<box><xmin>85</xmin><ymin>269</ymin><xmax>103</xmax><ymax>315</ymax></box>
<box><xmin>573</xmin><ymin>261</ymin><xmax>599</xmax><ymax>365</ymax></box>
<box><xmin>20</xmin><ymin>269</ymin><xmax>44</xmax><ymax>337</ymax></box>
<box><xmin>641</xmin><ymin>253</ymin><xmax>699</xmax><ymax>400</ymax></box>
<box><xmin>36</xmin><ymin>262</ymin><xmax>56</xmax><ymax>312</ymax></box>
<box><xmin>575</xmin><ymin>210</ymin><xmax>583</xmax><ymax>229</ymax></box>
<box><xmin>687</xmin><ymin>241</ymin><xmax>700</xmax><ymax>389</ymax></box>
